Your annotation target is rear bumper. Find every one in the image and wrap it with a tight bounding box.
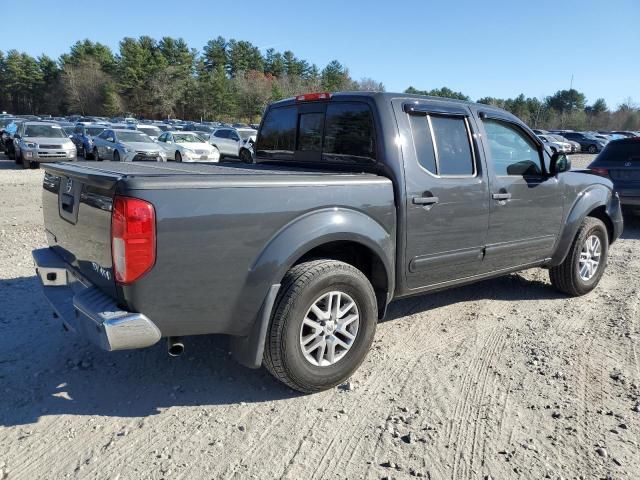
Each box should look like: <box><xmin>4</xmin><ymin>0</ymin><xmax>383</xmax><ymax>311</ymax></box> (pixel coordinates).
<box><xmin>33</xmin><ymin>247</ymin><xmax>161</xmax><ymax>351</ymax></box>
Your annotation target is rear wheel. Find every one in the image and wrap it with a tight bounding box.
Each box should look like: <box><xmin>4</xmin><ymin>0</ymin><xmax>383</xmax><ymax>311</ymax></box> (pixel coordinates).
<box><xmin>113</xmin><ymin>150</ymin><xmax>120</xmax><ymax>162</ymax></box>
<box><xmin>549</xmin><ymin>217</ymin><xmax>608</xmax><ymax>296</ymax></box>
<box><xmin>93</xmin><ymin>148</ymin><xmax>100</xmax><ymax>161</ymax></box>
<box><xmin>263</xmin><ymin>260</ymin><xmax>378</xmax><ymax>393</ymax></box>
<box><xmin>588</xmin><ymin>144</ymin><xmax>597</xmax><ymax>154</ymax></box>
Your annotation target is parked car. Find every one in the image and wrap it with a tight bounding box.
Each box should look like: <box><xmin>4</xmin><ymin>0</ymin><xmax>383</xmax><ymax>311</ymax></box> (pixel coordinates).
<box><xmin>71</xmin><ymin>124</ymin><xmax>107</xmax><ymax>159</ymax></box>
<box><xmin>550</xmin><ymin>134</ymin><xmax>580</xmax><ymax>153</ymax></box>
<box><xmin>588</xmin><ymin>137</ymin><xmax>640</xmax><ymax>208</ymax></box>
<box><xmin>13</xmin><ymin>121</ymin><xmax>76</xmax><ymax>168</ymax></box>
<box><xmin>537</xmin><ymin>134</ymin><xmax>571</xmax><ymax>154</ymax></box>
<box><xmin>91</xmin><ymin>128</ymin><xmax>167</xmax><ymax>162</ymax></box>
<box><xmin>611</xmin><ymin>131</ymin><xmax>639</xmax><ymax>138</ymax></box>
<box><xmin>561</xmin><ymin>132</ymin><xmax>607</xmax><ymax>153</ymax></box>
<box><xmin>32</xmin><ymin>92</ymin><xmax>622</xmax><ymax>393</ymax></box>
<box><xmin>157</xmin><ymin>131</ymin><xmax>220</xmax><ymax>162</ymax></box>
<box><xmin>136</xmin><ymin>124</ymin><xmax>163</xmax><ymax>141</ymax></box>
<box><xmin>207</xmin><ymin>127</ymin><xmax>256</xmax><ymax>159</ymax></box>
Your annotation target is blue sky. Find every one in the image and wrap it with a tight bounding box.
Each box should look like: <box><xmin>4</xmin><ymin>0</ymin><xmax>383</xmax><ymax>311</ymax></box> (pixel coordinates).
<box><xmin>3</xmin><ymin>0</ymin><xmax>638</xmax><ymax>108</ymax></box>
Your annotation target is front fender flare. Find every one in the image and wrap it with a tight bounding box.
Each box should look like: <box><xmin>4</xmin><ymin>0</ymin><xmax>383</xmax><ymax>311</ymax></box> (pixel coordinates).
<box><xmin>549</xmin><ymin>185</ymin><xmax>613</xmax><ymax>266</ymax></box>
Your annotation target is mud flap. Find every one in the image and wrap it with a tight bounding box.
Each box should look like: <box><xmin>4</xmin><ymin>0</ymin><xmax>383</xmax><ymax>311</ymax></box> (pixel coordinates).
<box><xmin>230</xmin><ymin>284</ymin><xmax>280</xmax><ymax>369</ymax></box>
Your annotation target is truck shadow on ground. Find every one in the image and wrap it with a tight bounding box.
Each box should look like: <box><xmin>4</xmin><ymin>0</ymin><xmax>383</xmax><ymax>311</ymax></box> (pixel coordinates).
<box><xmin>2</xmin><ymin>214</ymin><xmax>638</xmax><ymax>426</ymax></box>
<box><xmin>0</xmin><ymin>270</ymin><xmax>568</xmax><ymax>427</ymax></box>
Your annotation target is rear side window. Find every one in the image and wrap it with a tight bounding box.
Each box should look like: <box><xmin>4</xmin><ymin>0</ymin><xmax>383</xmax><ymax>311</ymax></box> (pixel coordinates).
<box><xmin>256</xmin><ymin>102</ymin><xmax>376</xmax><ymax>164</ymax></box>
<box><xmin>257</xmin><ymin>106</ymin><xmax>297</xmax><ymax>159</ymax></box>
<box><xmin>323</xmin><ymin>103</ymin><xmax>376</xmax><ymax>163</ymax></box>
<box><xmin>409</xmin><ymin>114</ymin><xmax>475</xmax><ymax>176</ymax></box>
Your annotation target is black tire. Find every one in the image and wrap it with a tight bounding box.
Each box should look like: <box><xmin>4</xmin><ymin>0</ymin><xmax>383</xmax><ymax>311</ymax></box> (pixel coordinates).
<box><xmin>14</xmin><ymin>150</ymin><xmax>22</xmax><ymax>164</ymax></box>
<box><xmin>588</xmin><ymin>144</ymin><xmax>597</xmax><ymax>154</ymax></box>
<box><xmin>7</xmin><ymin>147</ymin><xmax>14</xmax><ymax>160</ymax></box>
<box><xmin>175</xmin><ymin>151</ymin><xmax>182</xmax><ymax>162</ymax></box>
<box><xmin>263</xmin><ymin>259</ymin><xmax>378</xmax><ymax>393</ymax></box>
<box><xmin>113</xmin><ymin>150</ymin><xmax>120</xmax><ymax>162</ymax></box>
<box><xmin>240</xmin><ymin>148</ymin><xmax>253</xmax><ymax>164</ymax></box>
<box><xmin>549</xmin><ymin>217</ymin><xmax>608</xmax><ymax>296</ymax></box>
<box><xmin>93</xmin><ymin>148</ymin><xmax>100</xmax><ymax>161</ymax></box>
<box><xmin>22</xmin><ymin>157</ymin><xmax>30</xmax><ymax>169</ymax></box>
<box><xmin>30</xmin><ymin>161</ymin><xmax>39</xmax><ymax>169</ymax></box>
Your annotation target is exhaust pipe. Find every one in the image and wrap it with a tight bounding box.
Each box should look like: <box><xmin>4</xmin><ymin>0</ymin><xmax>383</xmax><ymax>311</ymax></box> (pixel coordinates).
<box><xmin>167</xmin><ymin>336</ymin><xmax>184</xmax><ymax>357</ymax></box>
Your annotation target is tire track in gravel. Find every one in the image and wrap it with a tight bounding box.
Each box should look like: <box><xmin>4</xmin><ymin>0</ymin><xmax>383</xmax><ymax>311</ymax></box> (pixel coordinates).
<box><xmin>448</xmin><ymin>326</ymin><xmax>506</xmax><ymax>480</ymax></box>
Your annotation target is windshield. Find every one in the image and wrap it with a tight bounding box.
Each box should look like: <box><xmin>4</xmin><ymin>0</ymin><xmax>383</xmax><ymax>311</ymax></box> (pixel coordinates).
<box><xmin>238</xmin><ymin>129</ymin><xmax>257</xmax><ymax>140</ymax></box>
<box><xmin>87</xmin><ymin>127</ymin><xmax>105</xmax><ymax>136</ymax></box>
<box><xmin>174</xmin><ymin>133</ymin><xmax>204</xmax><ymax>143</ymax></box>
<box><xmin>139</xmin><ymin>126</ymin><xmax>161</xmax><ymax>136</ymax></box>
<box><xmin>24</xmin><ymin>125</ymin><xmax>67</xmax><ymax>138</ymax></box>
<box><xmin>117</xmin><ymin>131</ymin><xmax>154</xmax><ymax>143</ymax></box>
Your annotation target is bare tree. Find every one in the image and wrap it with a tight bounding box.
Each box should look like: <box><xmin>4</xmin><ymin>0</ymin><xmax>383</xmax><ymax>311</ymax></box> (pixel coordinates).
<box><xmin>62</xmin><ymin>58</ymin><xmax>109</xmax><ymax>114</ymax></box>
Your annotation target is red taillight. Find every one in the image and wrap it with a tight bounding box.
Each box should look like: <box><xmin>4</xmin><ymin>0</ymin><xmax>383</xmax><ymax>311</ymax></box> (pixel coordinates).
<box><xmin>111</xmin><ymin>196</ymin><xmax>156</xmax><ymax>284</ymax></box>
<box><xmin>590</xmin><ymin>167</ymin><xmax>609</xmax><ymax>177</ymax></box>
<box><xmin>295</xmin><ymin>92</ymin><xmax>332</xmax><ymax>102</ymax></box>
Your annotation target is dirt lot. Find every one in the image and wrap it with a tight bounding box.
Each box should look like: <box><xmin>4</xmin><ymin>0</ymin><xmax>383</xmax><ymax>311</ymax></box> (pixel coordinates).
<box><xmin>0</xmin><ymin>154</ymin><xmax>639</xmax><ymax>480</ymax></box>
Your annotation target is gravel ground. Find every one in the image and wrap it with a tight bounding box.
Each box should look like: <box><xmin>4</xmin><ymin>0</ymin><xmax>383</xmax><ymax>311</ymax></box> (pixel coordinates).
<box><xmin>1</xmin><ymin>154</ymin><xmax>639</xmax><ymax>480</ymax></box>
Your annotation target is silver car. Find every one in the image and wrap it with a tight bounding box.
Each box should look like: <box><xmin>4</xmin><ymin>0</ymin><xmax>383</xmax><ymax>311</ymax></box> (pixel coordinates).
<box><xmin>91</xmin><ymin>128</ymin><xmax>167</xmax><ymax>162</ymax></box>
<box><xmin>136</xmin><ymin>124</ymin><xmax>163</xmax><ymax>140</ymax></box>
<box><xmin>14</xmin><ymin>121</ymin><xmax>76</xmax><ymax>168</ymax></box>
<box><xmin>208</xmin><ymin>127</ymin><xmax>257</xmax><ymax>160</ymax></box>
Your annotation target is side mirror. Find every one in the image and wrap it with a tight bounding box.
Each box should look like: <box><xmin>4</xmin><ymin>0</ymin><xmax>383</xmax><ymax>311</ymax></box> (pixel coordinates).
<box><xmin>14</xmin><ymin>134</ymin><xmax>20</xmax><ymax>139</ymax></box>
<box><xmin>550</xmin><ymin>152</ymin><xmax>571</xmax><ymax>175</ymax></box>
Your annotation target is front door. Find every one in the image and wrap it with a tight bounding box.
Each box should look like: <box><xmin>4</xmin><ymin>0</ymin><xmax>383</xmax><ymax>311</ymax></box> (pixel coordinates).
<box><xmin>479</xmin><ymin>115</ymin><xmax>564</xmax><ymax>272</ymax></box>
<box><xmin>399</xmin><ymin>100</ymin><xmax>491</xmax><ymax>290</ymax></box>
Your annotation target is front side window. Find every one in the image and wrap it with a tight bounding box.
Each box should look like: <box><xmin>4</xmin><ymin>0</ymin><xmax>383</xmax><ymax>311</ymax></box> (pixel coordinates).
<box><xmin>214</xmin><ymin>129</ymin><xmax>230</xmax><ymax>139</ymax></box>
<box><xmin>483</xmin><ymin>119</ymin><xmax>542</xmax><ymax>176</ymax></box>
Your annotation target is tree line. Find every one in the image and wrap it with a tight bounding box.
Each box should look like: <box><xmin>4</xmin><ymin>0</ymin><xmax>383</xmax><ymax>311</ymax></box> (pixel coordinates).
<box><xmin>405</xmin><ymin>86</ymin><xmax>640</xmax><ymax>131</ymax></box>
<box><xmin>0</xmin><ymin>36</ymin><xmax>637</xmax><ymax>130</ymax></box>
<box><xmin>0</xmin><ymin>37</ymin><xmax>382</xmax><ymax>122</ymax></box>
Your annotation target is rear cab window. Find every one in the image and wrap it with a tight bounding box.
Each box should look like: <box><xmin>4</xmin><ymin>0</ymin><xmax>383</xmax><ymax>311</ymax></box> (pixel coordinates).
<box><xmin>256</xmin><ymin>100</ymin><xmax>376</xmax><ymax>165</ymax></box>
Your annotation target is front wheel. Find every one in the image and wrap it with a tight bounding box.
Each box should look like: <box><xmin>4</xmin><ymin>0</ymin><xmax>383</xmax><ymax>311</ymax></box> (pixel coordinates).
<box><xmin>263</xmin><ymin>260</ymin><xmax>378</xmax><ymax>393</ymax></box>
<box><xmin>549</xmin><ymin>217</ymin><xmax>609</xmax><ymax>296</ymax></box>
<box><xmin>239</xmin><ymin>148</ymin><xmax>253</xmax><ymax>164</ymax></box>
<box><xmin>113</xmin><ymin>150</ymin><xmax>120</xmax><ymax>162</ymax></box>
<box><xmin>175</xmin><ymin>151</ymin><xmax>182</xmax><ymax>162</ymax></box>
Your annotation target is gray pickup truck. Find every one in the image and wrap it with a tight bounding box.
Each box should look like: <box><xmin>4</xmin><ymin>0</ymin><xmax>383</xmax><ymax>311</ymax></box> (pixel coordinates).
<box><xmin>33</xmin><ymin>92</ymin><xmax>623</xmax><ymax>393</ymax></box>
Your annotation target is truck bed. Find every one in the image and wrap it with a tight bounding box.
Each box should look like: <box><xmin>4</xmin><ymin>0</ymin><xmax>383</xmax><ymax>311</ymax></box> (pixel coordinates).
<box><xmin>41</xmin><ymin>160</ymin><xmax>396</xmax><ymax>339</ymax></box>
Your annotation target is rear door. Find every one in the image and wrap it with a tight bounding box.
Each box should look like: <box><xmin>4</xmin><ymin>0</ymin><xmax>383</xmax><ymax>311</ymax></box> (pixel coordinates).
<box><xmin>399</xmin><ymin>100</ymin><xmax>491</xmax><ymax>289</ymax></box>
<box><xmin>478</xmin><ymin>114</ymin><xmax>564</xmax><ymax>271</ymax></box>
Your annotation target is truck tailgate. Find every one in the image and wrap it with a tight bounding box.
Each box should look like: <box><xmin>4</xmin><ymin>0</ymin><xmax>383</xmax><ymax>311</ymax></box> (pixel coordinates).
<box><xmin>42</xmin><ymin>164</ymin><xmax>120</xmax><ymax>298</ymax></box>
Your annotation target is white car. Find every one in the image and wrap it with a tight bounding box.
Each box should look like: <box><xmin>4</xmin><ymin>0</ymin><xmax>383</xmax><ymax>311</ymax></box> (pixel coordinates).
<box><xmin>157</xmin><ymin>131</ymin><xmax>220</xmax><ymax>162</ymax></box>
<box><xmin>537</xmin><ymin>134</ymin><xmax>571</xmax><ymax>154</ymax></box>
<box><xmin>208</xmin><ymin>127</ymin><xmax>257</xmax><ymax>161</ymax></box>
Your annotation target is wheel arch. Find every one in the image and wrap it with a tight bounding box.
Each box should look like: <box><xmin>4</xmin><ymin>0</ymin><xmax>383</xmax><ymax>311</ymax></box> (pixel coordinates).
<box><xmin>549</xmin><ymin>185</ymin><xmax>615</xmax><ymax>266</ymax></box>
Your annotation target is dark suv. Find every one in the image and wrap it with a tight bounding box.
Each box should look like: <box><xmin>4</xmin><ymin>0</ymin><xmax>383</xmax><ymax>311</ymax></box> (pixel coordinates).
<box><xmin>589</xmin><ymin>138</ymin><xmax>640</xmax><ymax>207</ymax></box>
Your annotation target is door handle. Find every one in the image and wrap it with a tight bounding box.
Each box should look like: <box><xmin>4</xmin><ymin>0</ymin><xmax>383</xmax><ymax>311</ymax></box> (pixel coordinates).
<box><xmin>413</xmin><ymin>196</ymin><xmax>439</xmax><ymax>205</ymax></box>
<box><xmin>492</xmin><ymin>192</ymin><xmax>512</xmax><ymax>200</ymax></box>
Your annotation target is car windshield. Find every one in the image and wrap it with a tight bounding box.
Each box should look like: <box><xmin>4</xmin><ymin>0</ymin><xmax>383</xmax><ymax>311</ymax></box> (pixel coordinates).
<box><xmin>117</xmin><ymin>131</ymin><xmax>154</xmax><ymax>143</ymax></box>
<box><xmin>174</xmin><ymin>133</ymin><xmax>204</xmax><ymax>143</ymax></box>
<box><xmin>238</xmin><ymin>129</ymin><xmax>257</xmax><ymax>140</ymax></box>
<box><xmin>23</xmin><ymin>125</ymin><xmax>67</xmax><ymax>138</ymax></box>
<box><xmin>87</xmin><ymin>127</ymin><xmax>105</xmax><ymax>136</ymax></box>
<box><xmin>139</xmin><ymin>127</ymin><xmax>161</xmax><ymax>136</ymax></box>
